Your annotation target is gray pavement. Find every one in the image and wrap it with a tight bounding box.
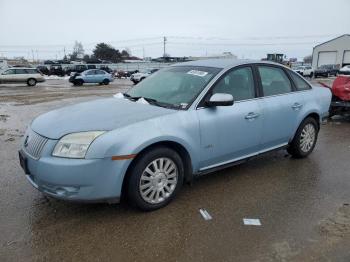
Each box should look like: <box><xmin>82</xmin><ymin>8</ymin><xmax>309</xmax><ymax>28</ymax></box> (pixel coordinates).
<box><xmin>0</xmin><ymin>78</ymin><xmax>350</xmax><ymax>261</ymax></box>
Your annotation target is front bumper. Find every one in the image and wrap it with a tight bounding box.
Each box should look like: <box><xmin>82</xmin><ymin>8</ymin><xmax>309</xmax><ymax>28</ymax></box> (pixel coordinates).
<box><xmin>19</xmin><ymin>139</ymin><xmax>131</xmax><ymax>203</ymax></box>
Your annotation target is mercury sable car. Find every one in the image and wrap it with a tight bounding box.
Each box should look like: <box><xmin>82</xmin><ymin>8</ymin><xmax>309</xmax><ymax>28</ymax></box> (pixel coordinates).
<box><xmin>19</xmin><ymin>59</ymin><xmax>331</xmax><ymax>211</ymax></box>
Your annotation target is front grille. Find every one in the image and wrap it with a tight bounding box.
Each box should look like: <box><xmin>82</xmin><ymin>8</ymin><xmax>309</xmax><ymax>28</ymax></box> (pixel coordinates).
<box><xmin>23</xmin><ymin>129</ymin><xmax>48</xmax><ymax>159</ymax></box>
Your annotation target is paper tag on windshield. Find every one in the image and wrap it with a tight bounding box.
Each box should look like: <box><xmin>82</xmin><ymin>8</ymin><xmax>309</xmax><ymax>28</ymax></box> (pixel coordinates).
<box><xmin>187</xmin><ymin>70</ymin><xmax>208</xmax><ymax>77</ymax></box>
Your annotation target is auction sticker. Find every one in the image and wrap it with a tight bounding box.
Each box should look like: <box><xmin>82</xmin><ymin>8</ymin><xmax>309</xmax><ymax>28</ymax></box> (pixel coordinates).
<box><xmin>187</xmin><ymin>70</ymin><xmax>208</xmax><ymax>77</ymax></box>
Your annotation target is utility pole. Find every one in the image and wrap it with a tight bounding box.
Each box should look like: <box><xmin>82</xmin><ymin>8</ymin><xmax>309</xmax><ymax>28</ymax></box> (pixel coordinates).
<box><xmin>31</xmin><ymin>50</ymin><xmax>35</xmax><ymax>63</ymax></box>
<box><xmin>64</xmin><ymin>46</ymin><xmax>66</xmax><ymax>58</ymax></box>
<box><xmin>163</xmin><ymin>36</ymin><xmax>167</xmax><ymax>57</ymax></box>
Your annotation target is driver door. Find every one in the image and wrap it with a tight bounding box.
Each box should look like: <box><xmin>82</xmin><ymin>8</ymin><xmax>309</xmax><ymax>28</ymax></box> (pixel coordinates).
<box><xmin>196</xmin><ymin>66</ymin><xmax>263</xmax><ymax>170</ymax></box>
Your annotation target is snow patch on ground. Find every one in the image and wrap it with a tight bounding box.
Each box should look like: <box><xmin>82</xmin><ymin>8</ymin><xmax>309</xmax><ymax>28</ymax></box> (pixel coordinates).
<box><xmin>44</xmin><ymin>75</ymin><xmax>70</xmax><ymax>80</ymax></box>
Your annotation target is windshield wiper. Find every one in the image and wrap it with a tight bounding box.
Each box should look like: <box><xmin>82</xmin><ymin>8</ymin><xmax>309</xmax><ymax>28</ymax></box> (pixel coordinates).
<box><xmin>123</xmin><ymin>93</ymin><xmax>181</xmax><ymax>109</ymax></box>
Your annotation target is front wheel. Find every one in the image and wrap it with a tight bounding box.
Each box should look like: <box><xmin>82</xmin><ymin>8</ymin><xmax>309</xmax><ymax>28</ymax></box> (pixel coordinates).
<box><xmin>102</xmin><ymin>79</ymin><xmax>110</xmax><ymax>85</ymax></box>
<box><xmin>73</xmin><ymin>79</ymin><xmax>83</xmax><ymax>86</ymax></box>
<box><xmin>127</xmin><ymin>147</ymin><xmax>184</xmax><ymax>211</ymax></box>
<box><xmin>287</xmin><ymin>117</ymin><xmax>319</xmax><ymax>158</ymax></box>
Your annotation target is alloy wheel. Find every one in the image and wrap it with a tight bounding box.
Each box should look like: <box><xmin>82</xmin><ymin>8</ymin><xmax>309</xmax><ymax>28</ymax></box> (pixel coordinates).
<box><xmin>139</xmin><ymin>157</ymin><xmax>178</xmax><ymax>204</ymax></box>
<box><xmin>300</xmin><ymin>123</ymin><xmax>316</xmax><ymax>153</ymax></box>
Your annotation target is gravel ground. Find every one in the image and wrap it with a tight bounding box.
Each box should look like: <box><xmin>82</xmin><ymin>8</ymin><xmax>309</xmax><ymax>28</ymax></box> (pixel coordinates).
<box><xmin>1</xmin><ymin>77</ymin><xmax>350</xmax><ymax>261</ymax></box>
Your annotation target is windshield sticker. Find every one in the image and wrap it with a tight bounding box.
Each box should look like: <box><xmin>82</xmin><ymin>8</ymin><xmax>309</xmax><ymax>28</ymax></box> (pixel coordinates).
<box><xmin>187</xmin><ymin>70</ymin><xmax>208</xmax><ymax>77</ymax></box>
<box><xmin>180</xmin><ymin>103</ymin><xmax>188</xmax><ymax>109</ymax></box>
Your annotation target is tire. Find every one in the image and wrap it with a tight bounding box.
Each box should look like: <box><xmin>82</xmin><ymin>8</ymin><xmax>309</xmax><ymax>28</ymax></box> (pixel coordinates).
<box><xmin>127</xmin><ymin>146</ymin><xmax>184</xmax><ymax>211</ymax></box>
<box><xmin>310</xmin><ymin>72</ymin><xmax>313</xmax><ymax>78</ymax></box>
<box><xmin>73</xmin><ymin>79</ymin><xmax>83</xmax><ymax>86</ymax></box>
<box><xmin>102</xmin><ymin>79</ymin><xmax>110</xmax><ymax>85</ymax></box>
<box><xmin>287</xmin><ymin>117</ymin><xmax>319</xmax><ymax>158</ymax></box>
<box><xmin>27</xmin><ymin>78</ymin><xmax>37</xmax><ymax>86</ymax></box>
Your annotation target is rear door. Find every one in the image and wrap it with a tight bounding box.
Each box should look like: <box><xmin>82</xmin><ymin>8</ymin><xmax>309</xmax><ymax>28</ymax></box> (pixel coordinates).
<box><xmin>96</xmin><ymin>70</ymin><xmax>106</xmax><ymax>82</ymax></box>
<box><xmin>15</xmin><ymin>69</ymin><xmax>29</xmax><ymax>82</ymax></box>
<box><xmin>256</xmin><ymin>65</ymin><xmax>305</xmax><ymax>150</ymax></box>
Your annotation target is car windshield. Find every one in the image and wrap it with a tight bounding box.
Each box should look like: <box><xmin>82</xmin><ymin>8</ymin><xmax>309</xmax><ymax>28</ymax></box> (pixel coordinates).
<box><xmin>127</xmin><ymin>66</ymin><xmax>221</xmax><ymax>109</ymax></box>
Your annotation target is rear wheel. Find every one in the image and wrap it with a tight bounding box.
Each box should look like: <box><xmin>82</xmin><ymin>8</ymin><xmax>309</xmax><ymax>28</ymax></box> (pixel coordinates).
<box><xmin>27</xmin><ymin>78</ymin><xmax>37</xmax><ymax>86</ymax></box>
<box><xmin>287</xmin><ymin>117</ymin><xmax>319</xmax><ymax>158</ymax></box>
<box><xmin>127</xmin><ymin>147</ymin><xmax>184</xmax><ymax>211</ymax></box>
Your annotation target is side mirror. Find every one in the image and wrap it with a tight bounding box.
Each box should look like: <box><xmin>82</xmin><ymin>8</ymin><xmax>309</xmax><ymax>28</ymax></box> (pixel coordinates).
<box><xmin>206</xmin><ymin>93</ymin><xmax>234</xmax><ymax>107</ymax></box>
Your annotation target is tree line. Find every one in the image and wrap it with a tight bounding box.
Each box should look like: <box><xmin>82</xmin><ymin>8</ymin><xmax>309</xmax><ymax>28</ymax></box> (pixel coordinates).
<box><xmin>64</xmin><ymin>41</ymin><xmax>135</xmax><ymax>63</ymax></box>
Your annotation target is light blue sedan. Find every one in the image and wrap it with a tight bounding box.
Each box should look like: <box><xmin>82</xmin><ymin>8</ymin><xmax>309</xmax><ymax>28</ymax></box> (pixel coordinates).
<box><xmin>69</xmin><ymin>69</ymin><xmax>114</xmax><ymax>86</ymax></box>
<box><xmin>19</xmin><ymin>59</ymin><xmax>331</xmax><ymax>210</ymax></box>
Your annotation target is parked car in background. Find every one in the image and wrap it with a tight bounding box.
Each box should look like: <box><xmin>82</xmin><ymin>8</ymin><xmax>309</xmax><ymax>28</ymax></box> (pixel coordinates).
<box><xmin>0</xmin><ymin>59</ymin><xmax>8</xmax><ymax>71</ymax></box>
<box><xmin>314</xmin><ymin>64</ymin><xmax>338</xmax><ymax>78</ymax></box>
<box><xmin>130</xmin><ymin>69</ymin><xmax>159</xmax><ymax>84</ymax></box>
<box><xmin>20</xmin><ymin>59</ymin><xmax>331</xmax><ymax>211</ymax></box>
<box><xmin>326</xmin><ymin>75</ymin><xmax>350</xmax><ymax>117</ymax></box>
<box><xmin>65</xmin><ymin>64</ymin><xmax>90</xmax><ymax>76</ymax></box>
<box><xmin>339</xmin><ymin>65</ymin><xmax>350</xmax><ymax>75</ymax></box>
<box><xmin>0</xmin><ymin>68</ymin><xmax>45</xmax><ymax>86</ymax></box>
<box><xmin>37</xmin><ymin>65</ymin><xmax>50</xmax><ymax>75</ymax></box>
<box><xmin>69</xmin><ymin>69</ymin><xmax>113</xmax><ymax>86</ymax></box>
<box><xmin>99</xmin><ymin>65</ymin><xmax>112</xmax><ymax>73</ymax></box>
<box><xmin>115</xmin><ymin>70</ymin><xmax>139</xmax><ymax>78</ymax></box>
<box><xmin>49</xmin><ymin>64</ymin><xmax>65</xmax><ymax>76</ymax></box>
<box><xmin>293</xmin><ymin>66</ymin><xmax>314</xmax><ymax>77</ymax></box>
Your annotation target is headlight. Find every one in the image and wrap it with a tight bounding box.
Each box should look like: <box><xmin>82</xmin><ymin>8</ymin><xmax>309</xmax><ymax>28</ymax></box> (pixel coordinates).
<box><xmin>52</xmin><ymin>131</ymin><xmax>105</xmax><ymax>158</ymax></box>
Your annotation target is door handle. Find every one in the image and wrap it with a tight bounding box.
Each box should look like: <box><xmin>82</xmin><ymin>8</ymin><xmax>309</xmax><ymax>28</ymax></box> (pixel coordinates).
<box><xmin>291</xmin><ymin>103</ymin><xmax>303</xmax><ymax>110</ymax></box>
<box><xmin>245</xmin><ymin>112</ymin><xmax>260</xmax><ymax>120</ymax></box>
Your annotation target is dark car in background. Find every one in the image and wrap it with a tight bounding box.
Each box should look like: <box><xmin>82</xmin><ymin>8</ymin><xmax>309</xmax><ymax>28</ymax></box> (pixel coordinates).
<box><xmin>99</xmin><ymin>65</ymin><xmax>112</xmax><ymax>73</ymax></box>
<box><xmin>314</xmin><ymin>64</ymin><xmax>339</xmax><ymax>78</ymax></box>
<box><xmin>36</xmin><ymin>65</ymin><xmax>50</xmax><ymax>75</ymax></box>
<box><xmin>115</xmin><ymin>70</ymin><xmax>139</xmax><ymax>78</ymax></box>
<box><xmin>65</xmin><ymin>64</ymin><xmax>91</xmax><ymax>75</ymax></box>
<box><xmin>49</xmin><ymin>64</ymin><xmax>65</xmax><ymax>76</ymax></box>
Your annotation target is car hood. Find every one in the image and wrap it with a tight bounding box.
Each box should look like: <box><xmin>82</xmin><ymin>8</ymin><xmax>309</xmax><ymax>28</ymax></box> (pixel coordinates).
<box><xmin>31</xmin><ymin>97</ymin><xmax>175</xmax><ymax>139</ymax></box>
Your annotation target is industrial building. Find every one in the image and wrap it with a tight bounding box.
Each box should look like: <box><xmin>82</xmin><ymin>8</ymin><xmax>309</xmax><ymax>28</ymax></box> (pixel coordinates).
<box><xmin>312</xmin><ymin>34</ymin><xmax>350</xmax><ymax>69</ymax></box>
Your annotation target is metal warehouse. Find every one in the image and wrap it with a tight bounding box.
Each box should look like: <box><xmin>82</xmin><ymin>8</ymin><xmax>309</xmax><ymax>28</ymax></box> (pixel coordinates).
<box><xmin>312</xmin><ymin>34</ymin><xmax>350</xmax><ymax>69</ymax></box>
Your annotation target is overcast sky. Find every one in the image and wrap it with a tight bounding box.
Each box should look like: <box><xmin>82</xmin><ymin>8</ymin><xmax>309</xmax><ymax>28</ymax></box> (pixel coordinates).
<box><xmin>0</xmin><ymin>0</ymin><xmax>349</xmax><ymax>60</ymax></box>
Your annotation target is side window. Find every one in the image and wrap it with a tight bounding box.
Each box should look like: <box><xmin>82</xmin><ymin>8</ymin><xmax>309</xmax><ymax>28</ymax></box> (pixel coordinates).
<box><xmin>258</xmin><ymin>66</ymin><xmax>292</xmax><ymax>96</ymax></box>
<box><xmin>212</xmin><ymin>67</ymin><xmax>255</xmax><ymax>101</ymax></box>
<box><xmin>289</xmin><ymin>71</ymin><xmax>311</xmax><ymax>91</ymax></box>
<box><xmin>15</xmin><ymin>69</ymin><xmax>27</xmax><ymax>74</ymax></box>
<box><xmin>86</xmin><ymin>70</ymin><xmax>96</xmax><ymax>75</ymax></box>
<box><xmin>3</xmin><ymin>69</ymin><xmax>15</xmax><ymax>75</ymax></box>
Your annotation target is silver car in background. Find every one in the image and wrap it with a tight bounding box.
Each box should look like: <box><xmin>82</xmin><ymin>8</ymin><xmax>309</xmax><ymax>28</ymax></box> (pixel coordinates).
<box><xmin>0</xmin><ymin>68</ymin><xmax>45</xmax><ymax>86</ymax></box>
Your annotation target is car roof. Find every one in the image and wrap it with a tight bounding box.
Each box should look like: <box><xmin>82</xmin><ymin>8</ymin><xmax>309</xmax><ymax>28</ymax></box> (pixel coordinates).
<box><xmin>6</xmin><ymin>67</ymin><xmax>36</xmax><ymax>70</ymax></box>
<box><xmin>172</xmin><ymin>59</ymin><xmax>284</xmax><ymax>69</ymax></box>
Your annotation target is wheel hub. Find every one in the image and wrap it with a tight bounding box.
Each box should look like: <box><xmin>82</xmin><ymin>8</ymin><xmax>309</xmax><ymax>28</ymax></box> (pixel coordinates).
<box><xmin>139</xmin><ymin>157</ymin><xmax>178</xmax><ymax>204</ymax></box>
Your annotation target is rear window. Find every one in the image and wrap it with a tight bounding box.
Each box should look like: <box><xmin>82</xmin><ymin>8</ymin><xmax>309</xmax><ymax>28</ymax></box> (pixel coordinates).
<box><xmin>289</xmin><ymin>71</ymin><xmax>311</xmax><ymax>91</ymax></box>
